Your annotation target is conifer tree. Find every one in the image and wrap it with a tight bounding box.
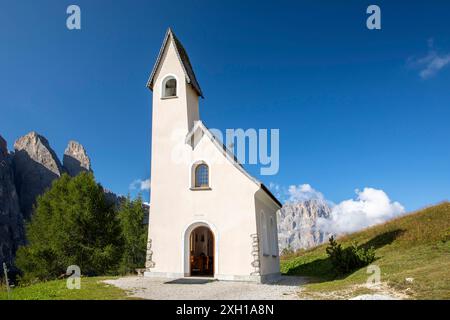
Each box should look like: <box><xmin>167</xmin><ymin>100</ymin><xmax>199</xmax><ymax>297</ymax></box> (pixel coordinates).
<box><xmin>16</xmin><ymin>172</ymin><xmax>122</xmax><ymax>281</ymax></box>
<box><xmin>117</xmin><ymin>194</ymin><xmax>147</xmax><ymax>274</ymax></box>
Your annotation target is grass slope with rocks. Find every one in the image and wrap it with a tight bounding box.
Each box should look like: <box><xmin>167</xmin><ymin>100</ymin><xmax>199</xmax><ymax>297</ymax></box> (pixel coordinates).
<box><xmin>281</xmin><ymin>202</ymin><xmax>450</xmax><ymax>299</ymax></box>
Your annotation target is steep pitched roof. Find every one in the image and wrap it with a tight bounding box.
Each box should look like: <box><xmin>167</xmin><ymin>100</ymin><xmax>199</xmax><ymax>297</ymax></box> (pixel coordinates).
<box><xmin>186</xmin><ymin>121</ymin><xmax>282</xmax><ymax>208</ymax></box>
<box><xmin>147</xmin><ymin>28</ymin><xmax>203</xmax><ymax>98</ymax></box>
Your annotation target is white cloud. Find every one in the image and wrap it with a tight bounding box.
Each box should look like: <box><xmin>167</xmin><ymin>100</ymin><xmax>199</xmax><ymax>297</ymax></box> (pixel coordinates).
<box><xmin>140</xmin><ymin>179</ymin><xmax>151</xmax><ymax>191</ymax></box>
<box><xmin>317</xmin><ymin>187</ymin><xmax>405</xmax><ymax>234</ymax></box>
<box><xmin>409</xmin><ymin>38</ymin><xmax>450</xmax><ymax>79</ymax></box>
<box><xmin>269</xmin><ymin>182</ymin><xmax>282</xmax><ymax>199</ymax></box>
<box><xmin>269</xmin><ymin>182</ymin><xmax>328</xmax><ymax>203</ymax></box>
<box><xmin>129</xmin><ymin>178</ymin><xmax>151</xmax><ymax>191</ymax></box>
<box><xmin>287</xmin><ymin>184</ymin><xmax>325</xmax><ymax>202</ymax></box>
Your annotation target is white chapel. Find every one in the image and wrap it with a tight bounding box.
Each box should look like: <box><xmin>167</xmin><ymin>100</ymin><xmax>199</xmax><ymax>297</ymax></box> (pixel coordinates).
<box><xmin>144</xmin><ymin>28</ymin><xmax>281</xmax><ymax>282</ymax></box>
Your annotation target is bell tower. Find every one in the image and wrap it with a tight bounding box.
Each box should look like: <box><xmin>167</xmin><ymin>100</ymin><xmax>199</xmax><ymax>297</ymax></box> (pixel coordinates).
<box><xmin>147</xmin><ymin>28</ymin><xmax>203</xmax><ymax>139</ymax></box>
<box><xmin>146</xmin><ymin>29</ymin><xmax>204</xmax><ymax>272</ymax></box>
<box><xmin>147</xmin><ymin>28</ymin><xmax>203</xmax><ymax>197</ymax></box>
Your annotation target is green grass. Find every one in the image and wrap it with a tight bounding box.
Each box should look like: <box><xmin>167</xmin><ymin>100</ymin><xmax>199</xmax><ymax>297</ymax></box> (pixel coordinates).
<box><xmin>0</xmin><ymin>276</ymin><xmax>131</xmax><ymax>300</ymax></box>
<box><xmin>281</xmin><ymin>202</ymin><xmax>450</xmax><ymax>299</ymax></box>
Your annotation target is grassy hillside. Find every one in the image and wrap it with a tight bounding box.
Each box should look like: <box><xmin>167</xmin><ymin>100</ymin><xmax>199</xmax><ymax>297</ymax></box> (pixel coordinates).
<box><xmin>281</xmin><ymin>202</ymin><xmax>450</xmax><ymax>299</ymax></box>
<box><xmin>0</xmin><ymin>277</ymin><xmax>131</xmax><ymax>300</ymax></box>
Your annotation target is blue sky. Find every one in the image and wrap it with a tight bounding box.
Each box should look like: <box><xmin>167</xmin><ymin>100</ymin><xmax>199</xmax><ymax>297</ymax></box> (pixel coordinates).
<box><xmin>1</xmin><ymin>0</ymin><xmax>449</xmax><ymax>211</ymax></box>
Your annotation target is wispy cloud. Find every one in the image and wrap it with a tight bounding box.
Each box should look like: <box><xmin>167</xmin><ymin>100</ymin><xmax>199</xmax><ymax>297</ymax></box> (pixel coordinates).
<box><xmin>129</xmin><ymin>178</ymin><xmax>151</xmax><ymax>191</ymax></box>
<box><xmin>408</xmin><ymin>38</ymin><xmax>450</xmax><ymax>79</ymax></box>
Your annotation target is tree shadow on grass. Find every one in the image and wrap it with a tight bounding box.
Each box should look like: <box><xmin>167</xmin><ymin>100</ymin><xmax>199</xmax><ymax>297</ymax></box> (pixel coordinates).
<box><xmin>358</xmin><ymin>229</ymin><xmax>405</xmax><ymax>251</ymax></box>
<box><xmin>283</xmin><ymin>229</ymin><xmax>406</xmax><ymax>284</ymax></box>
<box><xmin>283</xmin><ymin>257</ymin><xmax>335</xmax><ymax>283</ymax></box>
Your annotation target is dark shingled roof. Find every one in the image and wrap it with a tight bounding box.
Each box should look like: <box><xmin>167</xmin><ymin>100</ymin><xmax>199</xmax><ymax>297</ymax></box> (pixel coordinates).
<box><xmin>147</xmin><ymin>28</ymin><xmax>203</xmax><ymax>98</ymax></box>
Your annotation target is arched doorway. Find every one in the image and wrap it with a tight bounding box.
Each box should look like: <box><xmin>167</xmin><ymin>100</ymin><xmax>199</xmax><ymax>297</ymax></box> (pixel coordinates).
<box><xmin>189</xmin><ymin>226</ymin><xmax>214</xmax><ymax>276</ymax></box>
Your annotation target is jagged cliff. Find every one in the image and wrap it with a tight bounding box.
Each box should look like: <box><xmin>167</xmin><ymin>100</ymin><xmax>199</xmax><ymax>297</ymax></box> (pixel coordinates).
<box><xmin>63</xmin><ymin>140</ymin><xmax>92</xmax><ymax>177</ymax></box>
<box><xmin>0</xmin><ymin>132</ymin><xmax>97</xmax><ymax>272</ymax></box>
<box><xmin>277</xmin><ymin>199</ymin><xmax>332</xmax><ymax>253</ymax></box>
<box><xmin>13</xmin><ymin>132</ymin><xmax>63</xmax><ymax>220</ymax></box>
<box><xmin>0</xmin><ymin>136</ymin><xmax>24</xmax><ymax>270</ymax></box>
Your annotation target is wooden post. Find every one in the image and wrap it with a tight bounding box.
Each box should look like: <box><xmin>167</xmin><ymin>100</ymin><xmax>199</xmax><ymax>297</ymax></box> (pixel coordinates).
<box><xmin>2</xmin><ymin>262</ymin><xmax>11</xmax><ymax>300</ymax></box>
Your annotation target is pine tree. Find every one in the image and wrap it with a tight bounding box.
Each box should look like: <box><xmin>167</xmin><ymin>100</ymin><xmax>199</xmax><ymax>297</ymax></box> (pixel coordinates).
<box><xmin>117</xmin><ymin>194</ymin><xmax>147</xmax><ymax>274</ymax></box>
<box><xmin>15</xmin><ymin>172</ymin><xmax>123</xmax><ymax>282</ymax></box>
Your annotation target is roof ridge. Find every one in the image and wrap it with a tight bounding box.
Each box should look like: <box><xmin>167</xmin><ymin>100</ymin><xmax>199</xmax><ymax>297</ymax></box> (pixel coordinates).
<box><xmin>185</xmin><ymin>121</ymin><xmax>282</xmax><ymax>208</ymax></box>
<box><xmin>147</xmin><ymin>28</ymin><xmax>203</xmax><ymax>98</ymax></box>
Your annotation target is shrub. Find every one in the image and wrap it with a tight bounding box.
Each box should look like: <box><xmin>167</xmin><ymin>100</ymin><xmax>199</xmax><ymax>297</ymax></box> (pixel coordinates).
<box><xmin>326</xmin><ymin>236</ymin><xmax>375</xmax><ymax>275</ymax></box>
<box><xmin>281</xmin><ymin>246</ymin><xmax>294</xmax><ymax>257</ymax></box>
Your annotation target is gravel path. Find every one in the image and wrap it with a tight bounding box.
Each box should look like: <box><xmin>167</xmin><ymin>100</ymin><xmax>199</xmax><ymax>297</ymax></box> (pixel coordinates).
<box><xmin>104</xmin><ymin>276</ymin><xmax>308</xmax><ymax>300</ymax></box>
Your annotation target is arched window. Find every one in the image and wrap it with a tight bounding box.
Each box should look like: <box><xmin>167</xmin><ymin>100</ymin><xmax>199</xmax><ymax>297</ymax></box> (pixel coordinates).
<box><xmin>162</xmin><ymin>76</ymin><xmax>177</xmax><ymax>98</ymax></box>
<box><xmin>261</xmin><ymin>211</ymin><xmax>270</xmax><ymax>256</ymax></box>
<box><xmin>270</xmin><ymin>216</ymin><xmax>278</xmax><ymax>256</ymax></box>
<box><xmin>194</xmin><ymin>163</ymin><xmax>209</xmax><ymax>188</ymax></box>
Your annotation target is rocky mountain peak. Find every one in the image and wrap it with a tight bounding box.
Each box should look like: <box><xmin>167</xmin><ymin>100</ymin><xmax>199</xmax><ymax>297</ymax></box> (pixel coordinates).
<box><xmin>63</xmin><ymin>140</ymin><xmax>92</xmax><ymax>176</ymax></box>
<box><xmin>277</xmin><ymin>198</ymin><xmax>332</xmax><ymax>253</ymax></box>
<box><xmin>14</xmin><ymin>131</ymin><xmax>63</xmax><ymax>177</ymax></box>
<box><xmin>13</xmin><ymin>131</ymin><xmax>63</xmax><ymax>220</ymax></box>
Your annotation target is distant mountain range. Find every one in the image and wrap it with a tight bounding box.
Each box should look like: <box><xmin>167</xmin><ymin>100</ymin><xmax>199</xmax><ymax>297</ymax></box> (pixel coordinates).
<box><xmin>277</xmin><ymin>199</ymin><xmax>333</xmax><ymax>253</ymax></box>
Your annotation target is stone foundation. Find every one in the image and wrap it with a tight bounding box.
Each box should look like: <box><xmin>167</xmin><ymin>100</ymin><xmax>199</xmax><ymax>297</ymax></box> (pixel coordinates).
<box><xmin>250</xmin><ymin>233</ymin><xmax>261</xmax><ymax>276</ymax></box>
<box><xmin>145</xmin><ymin>238</ymin><xmax>155</xmax><ymax>269</ymax></box>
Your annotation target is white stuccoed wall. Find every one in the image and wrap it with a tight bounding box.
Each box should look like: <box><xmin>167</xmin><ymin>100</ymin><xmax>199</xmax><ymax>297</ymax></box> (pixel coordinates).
<box><xmin>145</xmin><ymin>32</ymin><xmax>280</xmax><ymax>282</ymax></box>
